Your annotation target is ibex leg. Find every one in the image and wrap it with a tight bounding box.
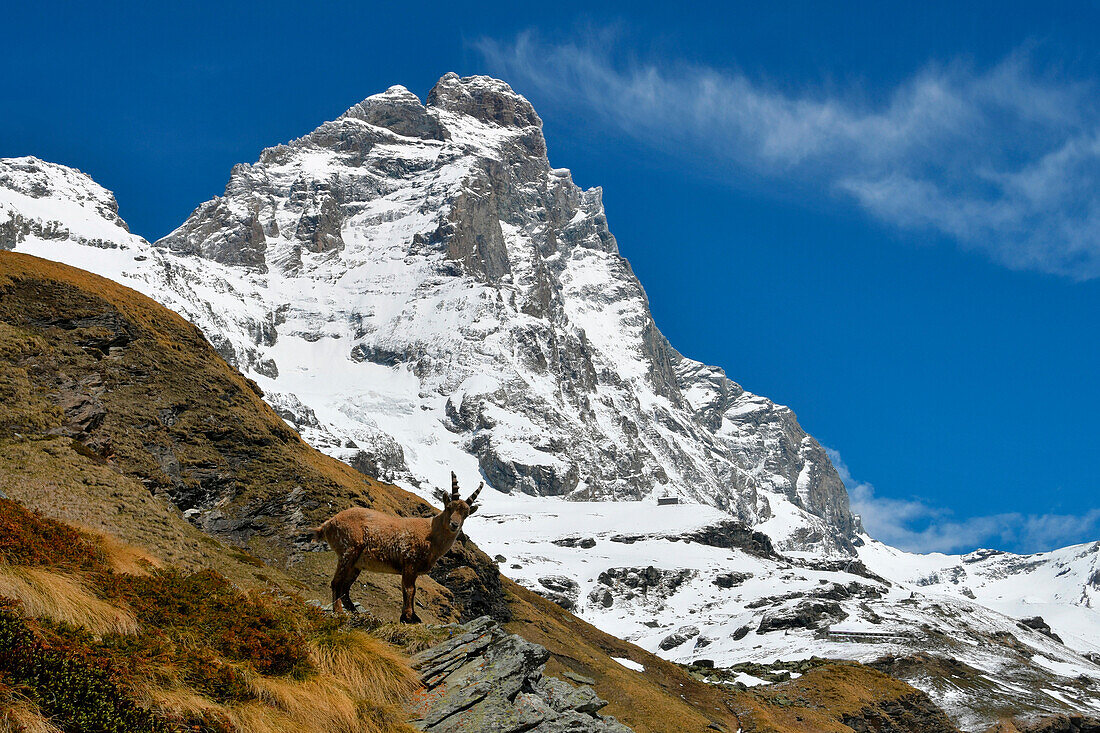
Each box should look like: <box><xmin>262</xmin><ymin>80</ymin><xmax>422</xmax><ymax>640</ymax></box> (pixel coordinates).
<box><xmin>340</xmin><ymin>568</ymin><xmax>361</xmax><ymax>613</ymax></box>
<box><xmin>330</xmin><ymin>551</ymin><xmax>359</xmax><ymax>614</ymax></box>
<box><xmin>400</xmin><ymin>571</ymin><xmax>422</xmax><ymax>624</ymax></box>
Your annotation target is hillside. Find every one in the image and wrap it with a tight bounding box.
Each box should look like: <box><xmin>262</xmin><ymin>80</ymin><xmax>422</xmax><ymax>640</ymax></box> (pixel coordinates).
<box><xmin>0</xmin><ymin>250</ymin><xmax>984</xmax><ymax>732</ymax></box>
<box><xmin>1</xmin><ymin>73</ymin><xmax>1098</xmax><ymax>730</ymax></box>
<box><xmin>0</xmin><ymin>496</ymin><xmax>422</xmax><ymax>733</ymax></box>
<box><xmin>0</xmin><ymin>250</ymin><xmax>467</xmax><ymax>620</ymax></box>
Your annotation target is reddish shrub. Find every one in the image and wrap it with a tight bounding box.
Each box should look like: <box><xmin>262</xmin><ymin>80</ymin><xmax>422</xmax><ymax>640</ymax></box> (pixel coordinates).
<box><xmin>0</xmin><ymin>498</ymin><xmax>106</xmax><ymax>569</ymax></box>
<box><xmin>0</xmin><ymin>597</ymin><xmax>229</xmax><ymax>732</ymax></box>
<box><xmin>98</xmin><ymin>569</ymin><xmax>313</xmax><ymax>677</ymax></box>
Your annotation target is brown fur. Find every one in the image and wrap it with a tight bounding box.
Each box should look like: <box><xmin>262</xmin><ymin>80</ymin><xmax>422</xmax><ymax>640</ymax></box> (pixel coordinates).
<box><xmin>313</xmin><ymin>472</ymin><xmax>482</xmax><ymax>622</ymax></box>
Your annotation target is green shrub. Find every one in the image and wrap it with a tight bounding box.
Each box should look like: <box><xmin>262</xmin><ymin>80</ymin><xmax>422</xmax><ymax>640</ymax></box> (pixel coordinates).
<box><xmin>0</xmin><ymin>598</ymin><xmax>182</xmax><ymax>732</ymax></box>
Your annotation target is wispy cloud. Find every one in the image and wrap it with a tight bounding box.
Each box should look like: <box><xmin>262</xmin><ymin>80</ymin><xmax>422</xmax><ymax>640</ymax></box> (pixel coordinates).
<box><xmin>826</xmin><ymin>448</ymin><xmax>1100</xmax><ymax>554</ymax></box>
<box><xmin>477</xmin><ymin>32</ymin><xmax>1100</xmax><ymax>279</ymax></box>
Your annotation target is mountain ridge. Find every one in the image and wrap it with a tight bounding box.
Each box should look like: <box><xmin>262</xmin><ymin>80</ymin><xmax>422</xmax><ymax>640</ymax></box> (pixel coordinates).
<box><xmin>2</xmin><ymin>73</ymin><xmax>1099</xmax><ymax>729</ymax></box>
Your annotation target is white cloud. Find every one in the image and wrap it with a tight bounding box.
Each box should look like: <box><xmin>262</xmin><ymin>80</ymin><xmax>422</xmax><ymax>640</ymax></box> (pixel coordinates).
<box><xmin>478</xmin><ymin>33</ymin><xmax>1100</xmax><ymax>279</ymax></box>
<box><xmin>826</xmin><ymin>447</ymin><xmax>1100</xmax><ymax>554</ymax></box>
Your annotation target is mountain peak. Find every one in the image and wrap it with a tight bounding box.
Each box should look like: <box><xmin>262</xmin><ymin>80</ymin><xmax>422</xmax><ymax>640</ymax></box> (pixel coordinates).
<box><xmin>426</xmin><ymin>73</ymin><xmax>541</xmax><ymax>128</ymax></box>
<box><xmin>335</xmin><ymin>74</ymin><xmax>542</xmax><ymax>138</ymax></box>
<box><xmin>6</xmin><ymin>79</ymin><xmax>856</xmax><ymax>556</ymax></box>
<box><xmin>1</xmin><ymin>157</ymin><xmax>132</xmax><ymax>251</ymax></box>
<box><xmin>338</xmin><ymin>84</ymin><xmax>444</xmax><ymax>140</ymax></box>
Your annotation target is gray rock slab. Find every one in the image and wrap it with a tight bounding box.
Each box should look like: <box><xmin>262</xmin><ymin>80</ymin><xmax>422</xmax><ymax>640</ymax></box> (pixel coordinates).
<box><xmin>410</xmin><ymin>618</ymin><xmax>632</xmax><ymax>733</ymax></box>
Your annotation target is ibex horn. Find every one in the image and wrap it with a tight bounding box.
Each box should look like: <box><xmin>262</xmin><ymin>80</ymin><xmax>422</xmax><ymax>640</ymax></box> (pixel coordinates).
<box><xmin>467</xmin><ymin>481</ymin><xmax>483</xmax><ymax>505</ymax></box>
<box><xmin>450</xmin><ymin>471</ymin><xmax>461</xmax><ymax>501</ymax></box>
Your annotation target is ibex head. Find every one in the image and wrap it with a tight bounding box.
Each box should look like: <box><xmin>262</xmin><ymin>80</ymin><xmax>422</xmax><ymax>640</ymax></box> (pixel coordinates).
<box><xmin>433</xmin><ymin>471</ymin><xmax>483</xmax><ymax>533</ymax></box>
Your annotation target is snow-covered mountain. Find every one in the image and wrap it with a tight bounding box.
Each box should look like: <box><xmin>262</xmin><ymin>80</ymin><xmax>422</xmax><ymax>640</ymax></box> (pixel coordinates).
<box><xmin>1</xmin><ymin>74</ymin><xmax>856</xmax><ymax>555</ymax></box>
<box><xmin>471</xmin><ymin>495</ymin><xmax>1100</xmax><ymax>731</ymax></box>
<box><xmin>3</xmin><ymin>73</ymin><xmax>1099</xmax><ymax>729</ymax></box>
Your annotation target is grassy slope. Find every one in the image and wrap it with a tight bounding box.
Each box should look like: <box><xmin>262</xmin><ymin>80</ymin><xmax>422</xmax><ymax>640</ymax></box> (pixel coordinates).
<box><xmin>0</xmin><ymin>497</ymin><xmax>423</xmax><ymax>733</ymax></box>
<box><xmin>0</xmin><ymin>251</ymin><xmax>959</xmax><ymax>733</ymax></box>
<box><xmin>0</xmin><ymin>251</ymin><xmax>455</xmax><ymax>620</ymax></box>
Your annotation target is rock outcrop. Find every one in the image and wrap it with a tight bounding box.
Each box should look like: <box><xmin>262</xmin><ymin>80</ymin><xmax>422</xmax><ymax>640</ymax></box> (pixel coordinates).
<box><xmin>991</xmin><ymin>714</ymin><xmax>1100</xmax><ymax>733</ymax></box>
<box><xmin>840</xmin><ymin>691</ymin><xmax>960</xmax><ymax>733</ymax></box>
<box><xmin>409</xmin><ymin>616</ymin><xmax>631</xmax><ymax>733</ymax></box>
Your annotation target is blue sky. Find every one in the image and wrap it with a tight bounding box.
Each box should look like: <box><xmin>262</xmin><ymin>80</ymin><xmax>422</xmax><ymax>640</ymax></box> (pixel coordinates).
<box><xmin>3</xmin><ymin>1</ymin><xmax>1097</xmax><ymax>554</ymax></box>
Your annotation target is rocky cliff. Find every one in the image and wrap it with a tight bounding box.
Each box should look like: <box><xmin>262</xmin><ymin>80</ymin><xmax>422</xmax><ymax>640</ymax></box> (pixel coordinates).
<box><xmin>409</xmin><ymin>616</ymin><xmax>631</xmax><ymax>732</ymax></box>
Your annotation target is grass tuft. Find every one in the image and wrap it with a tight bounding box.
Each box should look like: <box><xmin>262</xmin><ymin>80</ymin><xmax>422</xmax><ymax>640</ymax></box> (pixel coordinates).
<box><xmin>85</xmin><ymin>528</ymin><xmax>161</xmax><ymax>575</ymax></box>
<box><xmin>369</xmin><ymin>622</ymin><xmax>453</xmax><ymax>654</ymax></box>
<box><xmin>0</xmin><ymin>683</ymin><xmax>65</xmax><ymax>733</ymax></box>
<box><xmin>0</xmin><ymin>564</ymin><xmax>139</xmax><ymax>635</ymax></box>
<box><xmin>135</xmin><ymin>630</ymin><xmax>422</xmax><ymax>733</ymax></box>
<box><xmin>309</xmin><ymin>628</ymin><xmax>420</xmax><ymax>703</ymax></box>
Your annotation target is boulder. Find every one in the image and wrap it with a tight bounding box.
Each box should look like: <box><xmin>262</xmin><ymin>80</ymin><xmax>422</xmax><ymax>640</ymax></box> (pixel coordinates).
<box><xmin>410</xmin><ymin>617</ymin><xmax>633</xmax><ymax>733</ymax></box>
<box><xmin>758</xmin><ymin>601</ymin><xmax>847</xmax><ymax>634</ymax></box>
<box><xmin>659</xmin><ymin>625</ymin><xmax>701</xmax><ymax>650</ymax></box>
<box><xmin>1018</xmin><ymin>616</ymin><xmax>1064</xmax><ymax>644</ymax></box>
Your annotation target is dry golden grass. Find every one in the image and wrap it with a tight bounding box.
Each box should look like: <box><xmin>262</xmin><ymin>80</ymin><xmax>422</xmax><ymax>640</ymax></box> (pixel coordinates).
<box><xmin>129</xmin><ymin>682</ymin><xmax>213</xmax><ymax>719</ymax></box>
<box><xmin>0</xmin><ymin>686</ymin><xmax>63</xmax><ymax>733</ymax></box>
<box><xmin>369</xmin><ymin>622</ymin><xmax>451</xmax><ymax>654</ymax></box>
<box><xmin>308</xmin><ymin>629</ymin><xmax>420</xmax><ymax>703</ymax></box>
<box><xmin>136</xmin><ymin>629</ymin><xmax>421</xmax><ymax>733</ymax></box>
<box><xmin>0</xmin><ymin>564</ymin><xmax>138</xmax><ymax>635</ymax></box>
<box><xmin>237</xmin><ymin>677</ymin><xmax>367</xmax><ymax>733</ymax></box>
<box><xmin>82</xmin><ymin>527</ymin><xmax>161</xmax><ymax>575</ymax></box>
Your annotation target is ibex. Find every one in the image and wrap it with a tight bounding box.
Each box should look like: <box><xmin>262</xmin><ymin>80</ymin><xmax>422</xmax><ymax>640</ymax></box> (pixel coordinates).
<box><xmin>310</xmin><ymin>472</ymin><xmax>482</xmax><ymax>623</ymax></box>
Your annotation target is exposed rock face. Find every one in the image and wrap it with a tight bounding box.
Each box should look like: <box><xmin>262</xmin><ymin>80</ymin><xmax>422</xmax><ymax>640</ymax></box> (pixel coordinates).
<box><xmin>0</xmin><ymin>76</ymin><xmax>859</xmax><ymax>555</ymax></box>
<box><xmin>591</xmin><ymin>566</ymin><xmax>695</xmax><ymax>611</ymax></box>
<box><xmin>1019</xmin><ymin>616</ymin><xmax>1064</xmax><ymax>644</ymax></box>
<box><xmin>840</xmin><ymin>692</ymin><xmax>960</xmax><ymax>733</ymax></box>
<box><xmin>340</xmin><ymin>85</ymin><xmax>446</xmax><ymax>140</ymax></box>
<box><xmin>552</xmin><ymin>536</ymin><xmax>597</xmax><ymax>549</ymax></box>
<box><xmin>757</xmin><ymin>600</ymin><xmax>848</xmax><ymax>633</ymax></box>
<box><xmin>536</xmin><ymin>575</ymin><xmax>580</xmax><ymax>610</ymax></box>
<box><xmin>996</xmin><ymin>715</ymin><xmax>1100</xmax><ymax>733</ymax></box>
<box><xmin>409</xmin><ymin>616</ymin><xmax>631</xmax><ymax>733</ymax></box>
<box><xmin>658</xmin><ymin>625</ymin><xmax>700</xmax><ymax>650</ymax></box>
<box><xmin>427</xmin><ymin>73</ymin><xmax>543</xmax><ymax>129</ymax></box>
<box><xmin>683</xmin><ymin>520</ymin><xmax>780</xmax><ymax>558</ymax></box>
<box><xmin>157</xmin><ymin>185</ymin><xmax>270</xmax><ymax>269</ymax></box>
<box><xmin>428</xmin><ymin>534</ymin><xmax>511</xmax><ymax>622</ymax></box>
<box><xmin>712</xmin><ymin>571</ymin><xmax>753</xmax><ymax>588</ymax></box>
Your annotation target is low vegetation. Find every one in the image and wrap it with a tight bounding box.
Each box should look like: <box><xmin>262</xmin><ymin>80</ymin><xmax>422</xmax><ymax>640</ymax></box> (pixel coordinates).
<box><xmin>0</xmin><ymin>498</ymin><xmax>420</xmax><ymax>733</ymax></box>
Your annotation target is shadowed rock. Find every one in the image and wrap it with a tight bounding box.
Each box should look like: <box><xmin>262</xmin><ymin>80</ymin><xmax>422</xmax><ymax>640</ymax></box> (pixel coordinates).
<box><xmin>409</xmin><ymin>617</ymin><xmax>631</xmax><ymax>732</ymax></box>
